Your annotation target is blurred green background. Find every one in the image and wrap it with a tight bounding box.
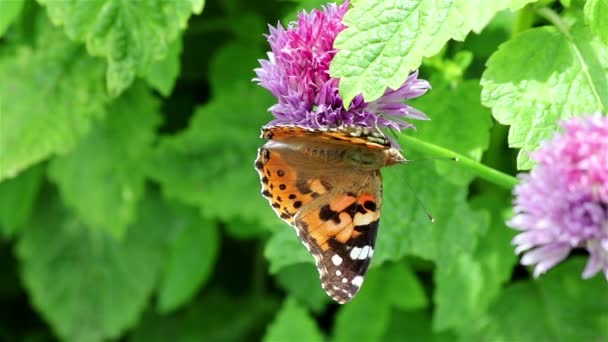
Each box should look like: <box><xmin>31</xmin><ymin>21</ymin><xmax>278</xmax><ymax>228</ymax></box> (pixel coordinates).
<box><xmin>1</xmin><ymin>0</ymin><xmax>608</xmax><ymax>341</ymax></box>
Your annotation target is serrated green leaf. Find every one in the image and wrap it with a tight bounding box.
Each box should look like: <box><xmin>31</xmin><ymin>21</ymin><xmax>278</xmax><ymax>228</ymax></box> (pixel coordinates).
<box><xmin>48</xmin><ymin>83</ymin><xmax>161</xmax><ymax>237</ymax></box>
<box><xmin>585</xmin><ymin>0</ymin><xmax>608</xmax><ymax>45</ymax></box>
<box><xmin>275</xmin><ymin>263</ymin><xmax>330</xmax><ymax>313</ymax></box>
<box><xmin>330</xmin><ymin>0</ymin><xmax>535</xmax><ymax>104</ymax></box>
<box><xmin>144</xmin><ymin>37</ymin><xmax>183</xmax><ymax>97</ymax></box>
<box><xmin>263</xmin><ymin>297</ymin><xmax>324</xmax><ymax>342</ymax></box>
<box><xmin>333</xmin><ymin>262</ymin><xmax>424</xmax><ymax>342</ymax></box>
<box><xmin>157</xmin><ymin>208</ymin><xmax>219</xmax><ymax>314</ymax></box>
<box><xmin>16</xmin><ymin>192</ymin><xmax>179</xmax><ymax>341</ymax></box>
<box><xmin>0</xmin><ymin>165</ymin><xmax>43</xmax><ymax>238</ymax></box>
<box><xmin>0</xmin><ymin>0</ymin><xmax>24</xmax><ymax>37</ymax></box>
<box><xmin>409</xmin><ymin>80</ymin><xmax>493</xmax><ymax>185</ymax></box>
<box><xmin>481</xmin><ymin>20</ymin><xmax>608</xmax><ymax>169</ymax></box>
<box><xmin>265</xmin><ymin>227</ymin><xmax>311</xmax><ymax>273</ymax></box>
<box><xmin>465</xmin><ymin>258</ymin><xmax>608</xmax><ymax>341</ymax></box>
<box><xmin>131</xmin><ymin>291</ymin><xmax>280</xmax><ymax>342</ymax></box>
<box><xmin>38</xmin><ymin>0</ymin><xmax>204</xmax><ymax>96</ymax></box>
<box><xmin>0</xmin><ymin>20</ymin><xmax>107</xmax><ymax>181</ymax></box>
<box><xmin>146</xmin><ymin>83</ymin><xmax>275</xmax><ymax>227</ymax></box>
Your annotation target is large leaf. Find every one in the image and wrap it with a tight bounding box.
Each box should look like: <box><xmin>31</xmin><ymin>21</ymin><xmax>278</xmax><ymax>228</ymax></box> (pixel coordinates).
<box><xmin>274</xmin><ymin>263</ymin><xmax>330</xmax><ymax>313</ymax></box>
<box><xmin>408</xmin><ymin>79</ymin><xmax>493</xmax><ymax>185</ymax></box>
<box><xmin>433</xmin><ymin>193</ymin><xmax>517</xmax><ymax>331</ymax></box>
<box><xmin>481</xmin><ymin>19</ymin><xmax>608</xmax><ymax>169</ymax></box>
<box><xmin>16</xmin><ymin>192</ymin><xmax>179</xmax><ymax>341</ymax></box>
<box><xmin>0</xmin><ymin>0</ymin><xmax>24</xmax><ymax>37</ymax></box>
<box><xmin>38</xmin><ymin>0</ymin><xmax>204</xmax><ymax>96</ymax></box>
<box><xmin>157</xmin><ymin>206</ymin><xmax>219</xmax><ymax>313</ymax></box>
<box><xmin>0</xmin><ymin>19</ymin><xmax>107</xmax><ymax>181</ymax></box>
<box><xmin>147</xmin><ymin>83</ymin><xmax>276</xmax><ymax>227</ymax></box>
<box><xmin>332</xmin><ymin>262</ymin><xmax>427</xmax><ymax>342</ymax></box>
<box><xmin>330</xmin><ymin>0</ymin><xmax>536</xmax><ymax>104</ymax></box>
<box><xmin>0</xmin><ymin>165</ymin><xmax>43</xmax><ymax>238</ymax></box>
<box><xmin>48</xmin><ymin>83</ymin><xmax>162</xmax><ymax>237</ymax></box>
<box><xmin>465</xmin><ymin>258</ymin><xmax>608</xmax><ymax>340</ymax></box>
<box><xmin>263</xmin><ymin>298</ymin><xmax>324</xmax><ymax>342</ymax></box>
<box><xmin>131</xmin><ymin>291</ymin><xmax>279</xmax><ymax>342</ymax></box>
<box><xmin>585</xmin><ymin>0</ymin><xmax>608</xmax><ymax>45</ymax></box>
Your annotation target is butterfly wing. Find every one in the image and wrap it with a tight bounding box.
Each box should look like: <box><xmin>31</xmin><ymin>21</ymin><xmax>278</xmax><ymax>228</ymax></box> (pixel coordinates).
<box><xmin>255</xmin><ymin>134</ymin><xmax>383</xmax><ymax>303</ymax></box>
<box><xmin>294</xmin><ymin>171</ymin><xmax>381</xmax><ymax>303</ymax></box>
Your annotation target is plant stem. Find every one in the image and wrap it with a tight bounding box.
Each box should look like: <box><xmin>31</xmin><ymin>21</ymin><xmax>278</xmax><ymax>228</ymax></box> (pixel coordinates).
<box><xmin>400</xmin><ymin>135</ymin><xmax>519</xmax><ymax>190</ymax></box>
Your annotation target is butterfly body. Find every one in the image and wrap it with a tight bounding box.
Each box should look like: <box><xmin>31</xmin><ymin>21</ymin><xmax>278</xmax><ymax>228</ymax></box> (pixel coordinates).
<box><xmin>255</xmin><ymin>125</ymin><xmax>405</xmax><ymax>303</ymax></box>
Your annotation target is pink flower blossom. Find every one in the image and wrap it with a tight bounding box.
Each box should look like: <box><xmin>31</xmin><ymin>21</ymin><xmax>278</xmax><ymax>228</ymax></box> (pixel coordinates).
<box><xmin>509</xmin><ymin>114</ymin><xmax>608</xmax><ymax>279</ymax></box>
<box><xmin>254</xmin><ymin>1</ymin><xmax>430</xmax><ymax>136</ymax></box>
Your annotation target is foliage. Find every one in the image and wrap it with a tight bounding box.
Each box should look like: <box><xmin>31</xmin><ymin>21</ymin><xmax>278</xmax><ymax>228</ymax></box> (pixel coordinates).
<box><xmin>0</xmin><ymin>0</ymin><xmax>606</xmax><ymax>341</ymax></box>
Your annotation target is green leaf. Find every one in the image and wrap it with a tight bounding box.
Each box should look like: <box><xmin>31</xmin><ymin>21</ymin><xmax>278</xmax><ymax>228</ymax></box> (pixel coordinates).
<box><xmin>376</xmin><ymin>158</ymin><xmax>487</xmax><ymax>265</ymax></box>
<box><xmin>209</xmin><ymin>41</ymin><xmax>264</xmax><ymax>95</ymax></box>
<box><xmin>225</xmin><ymin>218</ymin><xmax>272</xmax><ymax>239</ymax></box>
<box><xmin>481</xmin><ymin>20</ymin><xmax>608</xmax><ymax>169</ymax></box>
<box><xmin>16</xmin><ymin>192</ymin><xmax>179</xmax><ymax>341</ymax></box>
<box><xmin>408</xmin><ymin>79</ymin><xmax>493</xmax><ymax>185</ymax></box>
<box><xmin>157</xmin><ymin>207</ymin><xmax>219</xmax><ymax>314</ymax></box>
<box><xmin>333</xmin><ymin>262</ymin><xmax>425</xmax><ymax>342</ymax></box>
<box><xmin>433</xmin><ymin>193</ymin><xmax>516</xmax><ymax>331</ymax></box>
<box><xmin>38</xmin><ymin>0</ymin><xmax>204</xmax><ymax>96</ymax></box>
<box><xmin>0</xmin><ymin>165</ymin><xmax>44</xmax><ymax>238</ymax></box>
<box><xmin>330</xmin><ymin>0</ymin><xmax>535</xmax><ymax>104</ymax></box>
<box><xmin>144</xmin><ymin>37</ymin><xmax>183</xmax><ymax>97</ymax></box>
<box><xmin>382</xmin><ymin>310</ymin><xmax>455</xmax><ymax>342</ymax></box>
<box><xmin>0</xmin><ymin>20</ymin><xmax>107</xmax><ymax>181</ymax></box>
<box><xmin>265</xmin><ymin>227</ymin><xmax>312</xmax><ymax>273</ymax></box>
<box><xmin>274</xmin><ymin>263</ymin><xmax>330</xmax><ymax>313</ymax></box>
<box><xmin>131</xmin><ymin>291</ymin><xmax>280</xmax><ymax>342</ymax></box>
<box><xmin>469</xmin><ymin>0</ymin><xmax>537</xmax><ymax>33</ymax></box>
<box><xmin>263</xmin><ymin>298</ymin><xmax>324</xmax><ymax>342</ymax></box>
<box><xmin>48</xmin><ymin>83</ymin><xmax>162</xmax><ymax>237</ymax></box>
<box><xmin>585</xmin><ymin>0</ymin><xmax>608</xmax><ymax>45</ymax></box>
<box><xmin>0</xmin><ymin>0</ymin><xmax>24</xmax><ymax>37</ymax></box>
<box><xmin>465</xmin><ymin>258</ymin><xmax>608</xmax><ymax>340</ymax></box>
<box><xmin>147</xmin><ymin>83</ymin><xmax>276</xmax><ymax>227</ymax></box>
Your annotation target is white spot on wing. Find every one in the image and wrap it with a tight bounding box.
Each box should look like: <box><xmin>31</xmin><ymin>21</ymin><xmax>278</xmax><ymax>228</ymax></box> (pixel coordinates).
<box><xmin>351</xmin><ymin>275</ymin><xmax>364</xmax><ymax>287</ymax></box>
<box><xmin>336</xmin><ymin>270</ymin><xmax>342</xmax><ymax>276</ymax></box>
<box><xmin>342</xmin><ymin>278</ymin><xmax>348</xmax><ymax>283</ymax></box>
<box><xmin>350</xmin><ymin>247</ymin><xmax>362</xmax><ymax>260</ymax></box>
<box><xmin>332</xmin><ymin>254</ymin><xmax>343</xmax><ymax>266</ymax></box>
<box><xmin>360</xmin><ymin>245</ymin><xmax>370</xmax><ymax>259</ymax></box>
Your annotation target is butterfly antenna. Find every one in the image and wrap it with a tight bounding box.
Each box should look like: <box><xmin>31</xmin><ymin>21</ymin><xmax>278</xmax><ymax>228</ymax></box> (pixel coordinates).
<box><xmin>405</xmin><ymin>156</ymin><xmax>458</xmax><ymax>164</ymax></box>
<box><xmin>403</xmin><ymin>177</ymin><xmax>435</xmax><ymax>223</ymax></box>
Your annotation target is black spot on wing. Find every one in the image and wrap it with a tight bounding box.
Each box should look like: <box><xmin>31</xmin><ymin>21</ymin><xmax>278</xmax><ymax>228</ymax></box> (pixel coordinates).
<box><xmin>319</xmin><ymin>204</ymin><xmax>340</xmax><ymax>224</ymax></box>
<box><xmin>363</xmin><ymin>200</ymin><xmax>377</xmax><ymax>212</ymax></box>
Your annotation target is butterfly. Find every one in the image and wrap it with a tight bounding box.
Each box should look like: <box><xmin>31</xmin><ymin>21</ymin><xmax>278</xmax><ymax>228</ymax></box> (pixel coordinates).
<box><xmin>254</xmin><ymin>124</ymin><xmax>406</xmax><ymax>303</ymax></box>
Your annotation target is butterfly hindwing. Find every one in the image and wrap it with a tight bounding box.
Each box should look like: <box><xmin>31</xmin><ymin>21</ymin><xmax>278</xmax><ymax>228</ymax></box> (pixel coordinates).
<box><xmin>294</xmin><ymin>172</ymin><xmax>381</xmax><ymax>303</ymax></box>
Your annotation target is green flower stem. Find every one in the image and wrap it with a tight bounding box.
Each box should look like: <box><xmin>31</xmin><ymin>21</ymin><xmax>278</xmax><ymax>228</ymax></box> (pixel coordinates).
<box><xmin>400</xmin><ymin>135</ymin><xmax>519</xmax><ymax>190</ymax></box>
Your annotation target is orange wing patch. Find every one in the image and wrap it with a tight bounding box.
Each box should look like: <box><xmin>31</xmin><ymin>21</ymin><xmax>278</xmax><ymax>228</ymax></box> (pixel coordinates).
<box><xmin>300</xmin><ymin>192</ymin><xmax>379</xmax><ymax>251</ymax></box>
<box><xmin>254</xmin><ymin>147</ymin><xmax>330</xmax><ymax>225</ymax></box>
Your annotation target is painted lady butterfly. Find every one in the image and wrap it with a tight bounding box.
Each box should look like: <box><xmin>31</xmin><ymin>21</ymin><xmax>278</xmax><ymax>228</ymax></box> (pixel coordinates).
<box><xmin>255</xmin><ymin>125</ymin><xmax>406</xmax><ymax>303</ymax></box>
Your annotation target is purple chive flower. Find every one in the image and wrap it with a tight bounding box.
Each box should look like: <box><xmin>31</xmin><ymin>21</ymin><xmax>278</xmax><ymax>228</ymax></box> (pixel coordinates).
<box><xmin>509</xmin><ymin>114</ymin><xmax>608</xmax><ymax>279</ymax></box>
<box><xmin>254</xmin><ymin>1</ymin><xmax>430</xmax><ymax>136</ymax></box>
